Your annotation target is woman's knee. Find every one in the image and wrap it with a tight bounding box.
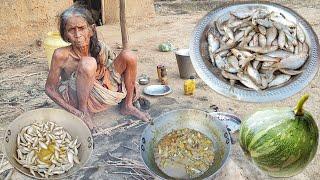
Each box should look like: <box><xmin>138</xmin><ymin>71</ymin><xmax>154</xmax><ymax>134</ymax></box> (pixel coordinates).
<box><xmin>78</xmin><ymin>57</ymin><xmax>97</xmax><ymax>76</ymax></box>
<box><xmin>120</xmin><ymin>50</ymin><xmax>137</xmax><ymax>66</ymax></box>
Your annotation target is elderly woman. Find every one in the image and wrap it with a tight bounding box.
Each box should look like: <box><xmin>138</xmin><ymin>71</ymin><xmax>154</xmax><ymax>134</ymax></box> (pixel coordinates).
<box><xmin>45</xmin><ymin>6</ymin><xmax>151</xmax><ymax>130</ymax></box>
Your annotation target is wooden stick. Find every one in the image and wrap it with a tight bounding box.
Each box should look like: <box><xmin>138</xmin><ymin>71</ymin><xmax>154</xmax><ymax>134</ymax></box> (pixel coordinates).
<box><xmin>101</xmin><ymin>0</ymin><xmax>105</xmax><ymax>25</ymax></box>
<box><xmin>93</xmin><ymin>120</ymin><xmax>133</xmax><ymax>136</ymax></box>
<box><xmin>120</xmin><ymin>145</ymin><xmax>138</xmax><ymax>152</ymax></box>
<box><xmin>0</xmin><ymin>71</ymin><xmax>47</xmax><ymax>84</ymax></box>
<box><xmin>120</xmin><ymin>0</ymin><xmax>129</xmax><ymax>49</ymax></box>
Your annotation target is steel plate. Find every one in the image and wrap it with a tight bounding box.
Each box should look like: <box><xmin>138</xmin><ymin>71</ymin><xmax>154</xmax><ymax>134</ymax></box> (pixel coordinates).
<box><xmin>143</xmin><ymin>85</ymin><xmax>172</xmax><ymax>96</ymax></box>
<box><xmin>189</xmin><ymin>1</ymin><xmax>320</xmax><ymax>102</ymax></box>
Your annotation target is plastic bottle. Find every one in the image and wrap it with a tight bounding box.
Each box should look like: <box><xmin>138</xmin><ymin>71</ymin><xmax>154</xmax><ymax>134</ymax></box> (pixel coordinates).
<box><xmin>184</xmin><ymin>75</ymin><xmax>196</xmax><ymax>95</ymax></box>
<box><xmin>44</xmin><ymin>32</ymin><xmax>70</xmax><ymax>69</ymax></box>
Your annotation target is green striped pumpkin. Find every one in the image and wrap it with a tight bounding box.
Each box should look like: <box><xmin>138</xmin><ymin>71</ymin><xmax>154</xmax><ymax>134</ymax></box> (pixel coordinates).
<box><xmin>240</xmin><ymin>95</ymin><xmax>319</xmax><ymax>177</ymax></box>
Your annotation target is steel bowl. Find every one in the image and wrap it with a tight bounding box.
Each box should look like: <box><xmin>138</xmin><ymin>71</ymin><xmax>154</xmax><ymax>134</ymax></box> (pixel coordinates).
<box><xmin>140</xmin><ymin>109</ymin><xmax>231</xmax><ymax>179</ymax></box>
<box><xmin>3</xmin><ymin>108</ymin><xmax>93</xmax><ymax>179</ymax></box>
<box><xmin>189</xmin><ymin>1</ymin><xmax>320</xmax><ymax>102</ymax></box>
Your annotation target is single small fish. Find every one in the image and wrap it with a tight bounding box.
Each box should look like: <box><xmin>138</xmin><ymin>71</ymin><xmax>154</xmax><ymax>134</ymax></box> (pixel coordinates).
<box><xmin>270</xmin><ymin>12</ymin><xmax>296</xmax><ymax>27</ymax></box>
<box><xmin>274</xmin><ymin>53</ymin><xmax>308</xmax><ymax>69</ymax></box>
<box><xmin>266</xmin><ymin>26</ymin><xmax>278</xmax><ymax>46</ymax></box>
<box><xmin>223</xmin><ymin>26</ymin><xmax>234</xmax><ymax>41</ymax></box>
<box><xmin>252</xmin><ymin>9</ymin><xmax>270</xmax><ymax>19</ymax></box>
<box><xmin>255</xmin><ymin>55</ymin><xmax>280</xmax><ymax>62</ymax></box>
<box><xmin>266</xmin><ymin>50</ymin><xmax>293</xmax><ymax>58</ymax></box>
<box><xmin>256</xmin><ymin>19</ymin><xmax>273</xmax><ymax>28</ymax></box>
<box><xmin>227</xmin><ymin>55</ymin><xmax>240</xmax><ymax>70</ymax></box>
<box><xmin>231</xmin><ymin>11</ymin><xmax>254</xmax><ymax>19</ymax></box>
<box><xmin>242</xmin><ymin>45</ymin><xmax>278</xmax><ymax>54</ymax></box>
<box><xmin>252</xmin><ymin>34</ymin><xmax>259</xmax><ymax>47</ymax></box>
<box><xmin>221</xmin><ymin>70</ymin><xmax>241</xmax><ymax>80</ymax></box>
<box><xmin>207</xmin><ymin>33</ymin><xmax>220</xmax><ymax>53</ymax></box>
<box><xmin>215</xmin><ymin>55</ymin><xmax>227</xmax><ymax>70</ymax></box>
<box><xmin>258</xmin><ymin>25</ymin><xmax>267</xmax><ymax>35</ymax></box>
<box><xmin>297</xmin><ymin>25</ymin><xmax>305</xmax><ymax>43</ymax></box>
<box><xmin>279</xmin><ymin>68</ymin><xmax>303</xmax><ymax>75</ymax></box>
<box><xmin>217</xmin><ymin>50</ymin><xmax>229</xmax><ymax>57</ymax></box>
<box><xmin>237</xmin><ymin>72</ymin><xmax>261</xmax><ymax>91</ymax></box>
<box><xmin>259</xmin><ymin>34</ymin><xmax>267</xmax><ymax>47</ymax></box>
<box><xmin>252</xmin><ymin>60</ymin><xmax>261</xmax><ymax>70</ymax></box>
<box><xmin>216</xmin><ymin>19</ymin><xmax>225</xmax><ymax>36</ymax></box>
<box><xmin>247</xmin><ymin>63</ymin><xmax>262</xmax><ymax>85</ymax></box>
<box><xmin>231</xmin><ymin>48</ymin><xmax>246</xmax><ymax>60</ymax></box>
<box><xmin>234</xmin><ymin>31</ymin><xmax>245</xmax><ymax>42</ymax></box>
<box><xmin>268</xmin><ymin>74</ymin><xmax>291</xmax><ymax>87</ymax></box>
<box><xmin>278</xmin><ymin>30</ymin><xmax>286</xmax><ymax>49</ymax></box>
<box><xmin>244</xmin><ymin>26</ymin><xmax>254</xmax><ymax>36</ymax></box>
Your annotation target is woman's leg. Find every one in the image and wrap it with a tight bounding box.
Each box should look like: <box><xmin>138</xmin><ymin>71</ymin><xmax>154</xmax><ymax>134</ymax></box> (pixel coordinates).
<box><xmin>76</xmin><ymin>56</ymin><xmax>98</xmax><ymax>129</ymax></box>
<box><xmin>113</xmin><ymin>50</ymin><xmax>151</xmax><ymax>121</ymax></box>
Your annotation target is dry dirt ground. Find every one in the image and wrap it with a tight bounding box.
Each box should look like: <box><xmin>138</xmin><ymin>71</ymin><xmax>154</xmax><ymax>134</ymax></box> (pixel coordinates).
<box><xmin>1</xmin><ymin>0</ymin><xmax>320</xmax><ymax>179</ymax></box>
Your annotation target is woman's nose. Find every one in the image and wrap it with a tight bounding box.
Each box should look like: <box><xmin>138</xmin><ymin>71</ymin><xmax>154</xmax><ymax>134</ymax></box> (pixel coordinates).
<box><xmin>74</xmin><ymin>29</ymin><xmax>81</xmax><ymax>37</ymax></box>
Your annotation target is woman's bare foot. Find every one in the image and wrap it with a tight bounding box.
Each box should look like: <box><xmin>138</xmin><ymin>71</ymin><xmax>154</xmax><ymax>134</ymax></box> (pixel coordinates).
<box><xmin>120</xmin><ymin>104</ymin><xmax>151</xmax><ymax>122</ymax></box>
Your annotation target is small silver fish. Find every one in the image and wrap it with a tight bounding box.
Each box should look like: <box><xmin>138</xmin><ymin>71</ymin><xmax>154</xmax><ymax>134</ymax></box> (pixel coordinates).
<box><xmin>258</xmin><ymin>34</ymin><xmax>267</xmax><ymax>47</ymax></box>
<box><xmin>231</xmin><ymin>11</ymin><xmax>254</xmax><ymax>19</ymax></box>
<box><xmin>223</xmin><ymin>26</ymin><xmax>234</xmax><ymax>41</ymax></box>
<box><xmin>227</xmin><ymin>55</ymin><xmax>240</xmax><ymax>70</ymax></box>
<box><xmin>258</xmin><ymin>25</ymin><xmax>267</xmax><ymax>35</ymax></box>
<box><xmin>266</xmin><ymin>26</ymin><xmax>278</xmax><ymax>46</ymax></box>
<box><xmin>231</xmin><ymin>48</ymin><xmax>246</xmax><ymax>60</ymax></box>
<box><xmin>278</xmin><ymin>30</ymin><xmax>286</xmax><ymax>49</ymax></box>
<box><xmin>247</xmin><ymin>63</ymin><xmax>262</xmax><ymax>85</ymax></box>
<box><xmin>237</xmin><ymin>72</ymin><xmax>261</xmax><ymax>91</ymax></box>
<box><xmin>270</xmin><ymin>12</ymin><xmax>296</xmax><ymax>27</ymax></box>
<box><xmin>266</xmin><ymin>50</ymin><xmax>293</xmax><ymax>58</ymax></box>
<box><xmin>242</xmin><ymin>45</ymin><xmax>278</xmax><ymax>54</ymax></box>
<box><xmin>275</xmin><ymin>53</ymin><xmax>308</xmax><ymax>69</ymax></box>
<box><xmin>268</xmin><ymin>74</ymin><xmax>291</xmax><ymax>87</ymax></box>
<box><xmin>208</xmin><ymin>33</ymin><xmax>220</xmax><ymax>53</ymax></box>
<box><xmin>279</xmin><ymin>68</ymin><xmax>303</xmax><ymax>75</ymax></box>
<box><xmin>252</xmin><ymin>61</ymin><xmax>261</xmax><ymax>70</ymax></box>
<box><xmin>297</xmin><ymin>25</ymin><xmax>305</xmax><ymax>43</ymax></box>
<box><xmin>255</xmin><ymin>55</ymin><xmax>280</xmax><ymax>62</ymax></box>
<box><xmin>221</xmin><ymin>70</ymin><xmax>241</xmax><ymax>80</ymax></box>
<box><xmin>256</xmin><ymin>19</ymin><xmax>273</xmax><ymax>28</ymax></box>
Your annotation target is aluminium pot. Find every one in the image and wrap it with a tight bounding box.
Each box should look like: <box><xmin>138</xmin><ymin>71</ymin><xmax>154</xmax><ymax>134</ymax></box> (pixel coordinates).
<box><xmin>140</xmin><ymin>109</ymin><xmax>232</xmax><ymax>179</ymax></box>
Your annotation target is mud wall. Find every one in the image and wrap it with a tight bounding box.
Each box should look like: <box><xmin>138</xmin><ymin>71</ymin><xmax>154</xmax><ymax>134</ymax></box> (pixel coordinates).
<box><xmin>104</xmin><ymin>0</ymin><xmax>155</xmax><ymax>24</ymax></box>
<box><xmin>0</xmin><ymin>0</ymin><xmax>73</xmax><ymax>52</ymax></box>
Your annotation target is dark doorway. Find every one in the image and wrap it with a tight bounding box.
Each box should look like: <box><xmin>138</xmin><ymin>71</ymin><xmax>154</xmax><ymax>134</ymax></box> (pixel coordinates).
<box><xmin>73</xmin><ymin>0</ymin><xmax>103</xmax><ymax>26</ymax></box>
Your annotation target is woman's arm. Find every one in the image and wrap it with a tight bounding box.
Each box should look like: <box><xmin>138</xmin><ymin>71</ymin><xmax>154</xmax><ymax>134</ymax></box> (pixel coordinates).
<box><xmin>45</xmin><ymin>49</ymin><xmax>84</xmax><ymax>118</ymax></box>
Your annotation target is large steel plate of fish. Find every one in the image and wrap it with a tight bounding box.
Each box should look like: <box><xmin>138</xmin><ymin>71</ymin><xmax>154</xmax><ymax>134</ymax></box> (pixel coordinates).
<box><xmin>189</xmin><ymin>1</ymin><xmax>320</xmax><ymax>102</ymax></box>
<box><xmin>3</xmin><ymin>108</ymin><xmax>93</xmax><ymax>179</ymax></box>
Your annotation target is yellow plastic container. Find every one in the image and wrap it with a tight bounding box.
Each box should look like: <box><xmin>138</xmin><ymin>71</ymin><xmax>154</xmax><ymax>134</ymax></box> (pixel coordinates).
<box><xmin>44</xmin><ymin>32</ymin><xmax>70</xmax><ymax>69</ymax></box>
<box><xmin>184</xmin><ymin>76</ymin><xmax>196</xmax><ymax>95</ymax></box>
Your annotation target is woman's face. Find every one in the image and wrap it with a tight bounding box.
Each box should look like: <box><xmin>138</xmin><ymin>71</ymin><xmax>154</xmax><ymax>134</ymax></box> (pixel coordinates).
<box><xmin>65</xmin><ymin>15</ymin><xmax>93</xmax><ymax>48</ymax></box>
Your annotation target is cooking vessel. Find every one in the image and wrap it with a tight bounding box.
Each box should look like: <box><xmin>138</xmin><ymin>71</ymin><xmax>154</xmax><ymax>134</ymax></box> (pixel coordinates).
<box><xmin>3</xmin><ymin>108</ymin><xmax>93</xmax><ymax>179</ymax></box>
<box><xmin>140</xmin><ymin>109</ymin><xmax>231</xmax><ymax>179</ymax></box>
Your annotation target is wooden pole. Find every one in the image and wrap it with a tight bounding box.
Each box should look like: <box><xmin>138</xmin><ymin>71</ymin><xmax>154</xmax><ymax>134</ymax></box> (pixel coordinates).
<box><xmin>101</xmin><ymin>0</ymin><xmax>105</xmax><ymax>25</ymax></box>
<box><xmin>120</xmin><ymin>0</ymin><xmax>129</xmax><ymax>49</ymax></box>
